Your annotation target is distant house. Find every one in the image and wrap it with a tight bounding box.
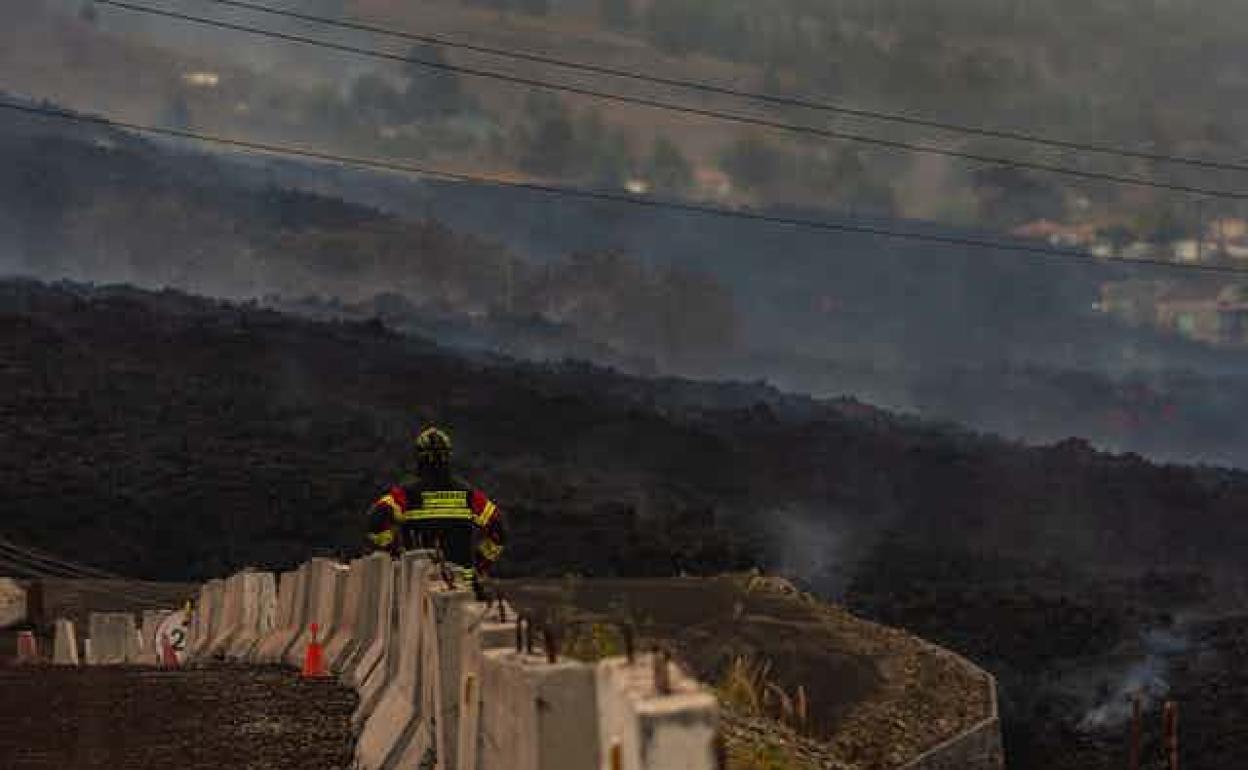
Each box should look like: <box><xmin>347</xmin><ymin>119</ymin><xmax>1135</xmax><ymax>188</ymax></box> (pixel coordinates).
<box><xmin>693</xmin><ymin>167</ymin><xmax>732</xmax><ymax>200</ymax></box>
<box><xmin>624</xmin><ymin>178</ymin><xmax>650</xmax><ymax>195</ymax></box>
<box><xmin>182</xmin><ymin>72</ymin><xmax>220</xmax><ymax>88</ymax></box>
<box><xmin>1098</xmin><ymin>281</ymin><xmax>1162</xmax><ymax>326</ymax></box>
<box><xmin>1155</xmin><ymin>285</ymin><xmax>1248</xmax><ymax>346</ymax></box>
<box><xmin>1208</xmin><ymin>217</ymin><xmax>1248</xmax><ymax>241</ymax></box>
<box><xmin>1011</xmin><ymin>219</ymin><xmax>1097</xmax><ymax>246</ymax></box>
<box><xmin>1121</xmin><ymin>241</ymin><xmax>1160</xmax><ymax>261</ymax></box>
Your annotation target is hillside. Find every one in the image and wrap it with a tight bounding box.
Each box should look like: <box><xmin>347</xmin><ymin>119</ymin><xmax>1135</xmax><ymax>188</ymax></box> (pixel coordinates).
<box><xmin>4</xmin><ymin>278</ymin><xmax>1248</xmax><ymax>580</ymax></box>
<box><xmin>3</xmin><ymin>278</ymin><xmax>1248</xmax><ymax>767</ymax></box>
<box><xmin>8</xmin><ymin>101</ymin><xmax>1248</xmax><ymax>472</ymax></box>
<box><xmin>7</xmin><ymin>0</ymin><xmax>1248</xmax><ymax>235</ymax></box>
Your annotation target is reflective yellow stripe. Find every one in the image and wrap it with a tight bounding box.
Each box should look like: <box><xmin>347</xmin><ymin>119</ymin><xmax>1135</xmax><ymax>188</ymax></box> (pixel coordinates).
<box><xmin>477</xmin><ymin>540</ymin><xmax>503</xmax><ymax>561</ymax></box>
<box><xmin>369</xmin><ymin>530</ymin><xmax>395</xmax><ymax>547</ymax></box>
<box><xmin>377</xmin><ymin>495</ymin><xmax>402</xmax><ymax>515</ymax></box>
<box><xmin>395</xmin><ymin>508</ymin><xmax>474</xmax><ymax>522</ymax></box>
<box><xmin>421</xmin><ymin>491</ymin><xmax>469</xmax><ymax>508</ymax></box>
<box><xmin>474</xmin><ymin>501</ymin><xmax>498</xmax><ymax>527</ymax></box>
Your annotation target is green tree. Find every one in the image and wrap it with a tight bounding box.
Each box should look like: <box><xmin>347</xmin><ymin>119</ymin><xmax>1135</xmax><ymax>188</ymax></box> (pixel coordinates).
<box><xmin>517</xmin><ymin>93</ymin><xmax>576</xmax><ymax>177</ymax></box>
<box><xmin>647</xmin><ymin>136</ymin><xmax>693</xmax><ymax>195</ymax></box>
<box><xmin>349</xmin><ymin>73</ymin><xmax>403</xmax><ymax>125</ymax></box>
<box><xmin>402</xmin><ymin>44</ymin><xmax>465</xmax><ymax>118</ymax></box>
<box><xmin>718</xmin><ymin>133</ymin><xmax>783</xmax><ymax>193</ymax></box>
<box><xmin>579</xmin><ymin>111</ymin><xmax>636</xmax><ymax>187</ymax></box>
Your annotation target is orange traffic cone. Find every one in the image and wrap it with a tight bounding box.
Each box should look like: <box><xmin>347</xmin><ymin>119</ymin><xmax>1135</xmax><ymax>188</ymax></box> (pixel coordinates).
<box><xmin>301</xmin><ymin>623</ymin><xmax>327</xmax><ymax>678</ymax></box>
<box><xmin>16</xmin><ymin>630</ymin><xmax>39</xmax><ymax>664</ymax></box>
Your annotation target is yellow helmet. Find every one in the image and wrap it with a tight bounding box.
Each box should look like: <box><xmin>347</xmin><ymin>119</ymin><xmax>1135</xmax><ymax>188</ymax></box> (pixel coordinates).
<box><xmin>415</xmin><ymin>426</ymin><xmax>453</xmax><ymax>464</ymax></box>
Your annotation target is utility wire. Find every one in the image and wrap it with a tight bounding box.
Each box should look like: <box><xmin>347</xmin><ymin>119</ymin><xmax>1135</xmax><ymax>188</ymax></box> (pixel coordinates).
<box><xmin>196</xmin><ymin>0</ymin><xmax>1248</xmax><ymax>175</ymax></box>
<box><xmin>0</xmin><ymin>539</ymin><xmax>176</xmax><ymax>600</ymax></box>
<box><xmin>7</xmin><ymin>98</ymin><xmax>1248</xmax><ymax>276</ymax></box>
<box><xmin>0</xmin><ymin>549</ymin><xmax>91</xmax><ymax>580</ymax></box>
<box><xmin>0</xmin><ymin>554</ymin><xmax>176</xmax><ymax>608</ymax></box>
<box><xmin>95</xmin><ymin>0</ymin><xmax>1248</xmax><ymax>201</ymax></box>
<box><xmin>7</xmin><ymin>99</ymin><xmax>1248</xmax><ymax>278</ymax></box>
<box><xmin>0</xmin><ymin>537</ymin><xmax>126</xmax><ymax>580</ymax></box>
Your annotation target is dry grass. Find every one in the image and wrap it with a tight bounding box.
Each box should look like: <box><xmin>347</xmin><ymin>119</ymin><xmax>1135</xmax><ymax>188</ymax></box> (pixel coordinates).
<box><xmin>725</xmin><ymin>736</ymin><xmax>805</xmax><ymax>770</ymax></box>
<box><xmin>717</xmin><ymin>654</ymin><xmax>811</xmax><ymax>735</ymax></box>
<box><xmin>560</xmin><ymin>621</ymin><xmax>625</xmax><ymax>662</ymax></box>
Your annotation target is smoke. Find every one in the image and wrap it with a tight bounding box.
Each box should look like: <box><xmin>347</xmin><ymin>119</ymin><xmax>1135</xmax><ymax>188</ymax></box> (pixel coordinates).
<box><xmin>1078</xmin><ymin>626</ymin><xmax>1191</xmax><ymax>732</ymax></box>
<box><xmin>768</xmin><ymin>505</ymin><xmax>893</xmax><ymax>600</ymax></box>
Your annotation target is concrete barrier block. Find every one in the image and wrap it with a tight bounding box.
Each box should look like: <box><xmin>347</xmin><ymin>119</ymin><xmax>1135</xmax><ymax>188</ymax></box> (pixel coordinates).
<box><xmin>596</xmin><ymin>655</ymin><xmax>719</xmax><ymax>770</ymax></box>
<box><xmin>0</xmin><ymin>577</ymin><xmax>26</xmax><ymax>629</ymax></box>
<box><xmin>354</xmin><ymin>551</ymin><xmax>436</xmax><ymax>770</ymax></box>
<box><xmin>341</xmin><ymin>552</ymin><xmax>394</xmax><ymax>690</ymax></box>
<box><xmin>277</xmin><ymin>564</ymin><xmax>313</xmax><ymax>666</ymax></box>
<box><xmin>88</xmin><ymin>612</ymin><xmax>141</xmax><ymax>665</ymax></box>
<box><xmin>253</xmin><ymin>565</ymin><xmax>311</xmax><ymax>665</ymax></box>
<box><xmin>285</xmin><ymin>559</ymin><xmax>347</xmax><ymax>669</ymax></box>
<box><xmin>456</xmin><ymin>604</ymin><xmax>517</xmax><ymax>770</ymax></box>
<box><xmin>188</xmin><ymin>580</ymin><xmax>226</xmax><ymax>661</ymax></box>
<box><xmin>250</xmin><ymin>570</ymin><xmax>299</xmax><ymax>664</ymax></box>
<box><xmin>353</xmin><ymin>560</ymin><xmax>404</xmax><ymax>725</ymax></box>
<box><xmin>186</xmin><ymin>584</ymin><xmax>210</xmax><ymax>659</ymax></box>
<box><xmin>225</xmin><ymin>572</ymin><xmax>278</xmax><ymax>661</ymax></box>
<box><xmin>204</xmin><ymin>573</ymin><xmax>246</xmax><ymax>658</ymax></box>
<box><xmin>477</xmin><ymin>650</ymin><xmax>600</xmax><ymax>770</ymax></box>
<box><xmin>201</xmin><ymin>580</ymin><xmax>227</xmax><ymax>660</ymax></box>
<box><xmin>53</xmin><ymin>618</ymin><xmax>79</xmax><ymax>666</ymax></box>
<box><xmin>140</xmin><ymin>610</ymin><xmax>174</xmax><ymax>666</ymax></box>
<box><xmin>324</xmin><ymin>559</ymin><xmax>362</xmax><ymax>672</ymax></box>
<box><xmin>415</xmin><ymin>583</ymin><xmax>475</xmax><ymax>770</ymax></box>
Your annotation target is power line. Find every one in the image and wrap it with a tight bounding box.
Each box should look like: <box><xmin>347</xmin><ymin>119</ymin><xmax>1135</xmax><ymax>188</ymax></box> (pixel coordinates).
<box><xmin>197</xmin><ymin>0</ymin><xmax>1248</xmax><ymax>175</ymax></box>
<box><xmin>96</xmin><ymin>0</ymin><xmax>1248</xmax><ymax>201</ymax></box>
<box><xmin>6</xmin><ymin>98</ymin><xmax>1248</xmax><ymax>276</ymax></box>
<box><xmin>0</xmin><ymin>539</ymin><xmax>175</xmax><ymax>600</ymax></box>
<box><xmin>0</xmin><ymin>543</ymin><xmax>183</xmax><ymax>605</ymax></box>
<box><xmin>0</xmin><ymin>553</ymin><xmax>175</xmax><ymax>608</ymax></box>
<box><xmin>0</xmin><ymin>537</ymin><xmax>124</xmax><ymax>580</ymax></box>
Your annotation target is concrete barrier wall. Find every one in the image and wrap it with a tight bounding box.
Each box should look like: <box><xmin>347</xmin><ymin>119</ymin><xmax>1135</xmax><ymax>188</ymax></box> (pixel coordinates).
<box><xmin>188</xmin><ymin>579</ymin><xmax>225</xmax><ymax>661</ymax></box>
<box><xmin>168</xmin><ymin>553</ymin><xmax>743</xmax><ymax>770</ymax></box>
<box><xmin>596</xmin><ymin>655</ymin><xmax>719</xmax><ymax>770</ymax></box>
<box><xmin>341</xmin><ymin>553</ymin><xmax>394</xmax><ymax>689</ymax></box>
<box><xmin>323</xmin><ymin>559</ymin><xmax>362</xmax><ymax>672</ymax></box>
<box><xmin>355</xmin><ymin>551</ymin><xmax>437</xmax><ymax>770</ymax></box>
<box><xmin>477</xmin><ymin>650</ymin><xmax>601</xmax><ymax>770</ymax></box>
<box><xmin>140</xmin><ymin>610</ymin><xmax>173</xmax><ymax>666</ymax></box>
<box><xmin>88</xmin><ymin>612</ymin><xmax>141</xmax><ymax>665</ymax></box>
<box><xmin>353</xmin><ymin>559</ymin><xmax>405</xmax><ymax>727</ymax></box>
<box><xmin>186</xmin><ymin>583</ymin><xmax>213</xmax><ymax>659</ymax></box>
<box><xmin>422</xmin><ymin>582</ymin><xmax>475</xmax><ymax>770</ymax></box>
<box><xmin>204</xmin><ymin>574</ymin><xmax>243</xmax><ymax>658</ymax></box>
<box><xmin>54</xmin><ymin>618</ymin><xmax>79</xmax><ymax>665</ymax></box>
<box><xmin>456</xmin><ymin>605</ymin><xmax>516</xmax><ymax>770</ymax></box>
<box><xmin>253</xmin><ymin>565</ymin><xmax>309</xmax><ymax>665</ymax></box>
<box><xmin>251</xmin><ymin>570</ymin><xmax>297</xmax><ymax>664</ymax></box>
<box><xmin>225</xmin><ymin>572</ymin><xmax>278</xmax><ymax>661</ymax></box>
<box><xmin>0</xmin><ymin>577</ymin><xmax>26</xmax><ymax>629</ymax></box>
<box><xmin>284</xmin><ymin>559</ymin><xmax>346</xmax><ymax>669</ymax></box>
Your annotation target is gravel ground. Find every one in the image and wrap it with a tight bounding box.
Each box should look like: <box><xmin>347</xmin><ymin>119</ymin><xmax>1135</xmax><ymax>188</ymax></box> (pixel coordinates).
<box><xmin>0</xmin><ymin>664</ymin><xmax>357</xmax><ymax>770</ymax></box>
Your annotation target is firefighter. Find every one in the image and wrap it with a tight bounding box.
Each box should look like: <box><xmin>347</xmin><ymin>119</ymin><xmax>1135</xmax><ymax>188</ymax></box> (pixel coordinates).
<box><xmin>365</xmin><ymin>426</ymin><xmax>506</xmax><ymax>594</ymax></box>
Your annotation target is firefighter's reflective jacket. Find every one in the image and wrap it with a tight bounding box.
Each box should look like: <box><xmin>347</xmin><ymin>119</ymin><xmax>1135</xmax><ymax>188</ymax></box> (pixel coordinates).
<box><xmin>365</xmin><ymin>476</ymin><xmax>505</xmax><ymax>577</ymax></box>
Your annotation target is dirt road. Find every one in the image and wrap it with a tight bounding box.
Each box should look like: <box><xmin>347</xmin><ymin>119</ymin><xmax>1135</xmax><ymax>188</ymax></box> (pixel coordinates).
<box><xmin>0</xmin><ymin>664</ymin><xmax>355</xmax><ymax>770</ymax></box>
